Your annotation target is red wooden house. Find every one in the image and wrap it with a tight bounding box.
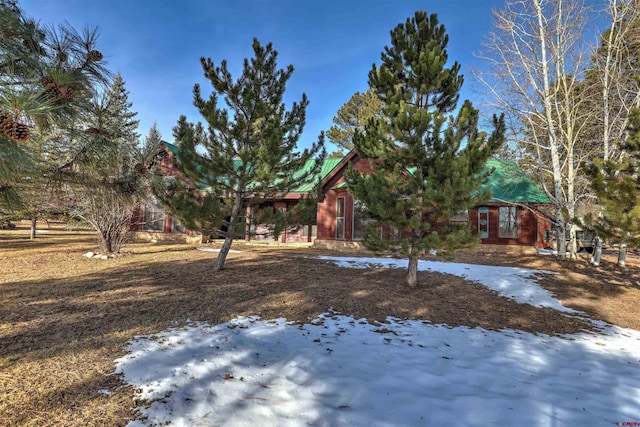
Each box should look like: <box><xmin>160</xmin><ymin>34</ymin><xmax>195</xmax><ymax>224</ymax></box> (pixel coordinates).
<box><xmin>133</xmin><ymin>143</ymin><xmax>552</xmax><ymax>248</ymax></box>
<box><xmin>130</xmin><ymin>142</ymin><xmax>344</xmax><ymax>242</ymax></box>
<box><xmin>315</xmin><ymin>151</ymin><xmax>553</xmax><ymax>248</ymax></box>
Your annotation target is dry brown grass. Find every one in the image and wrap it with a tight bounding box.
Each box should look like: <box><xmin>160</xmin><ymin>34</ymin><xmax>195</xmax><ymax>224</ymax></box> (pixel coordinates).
<box><xmin>1</xmin><ymin>224</ymin><xmax>639</xmax><ymax>426</ymax></box>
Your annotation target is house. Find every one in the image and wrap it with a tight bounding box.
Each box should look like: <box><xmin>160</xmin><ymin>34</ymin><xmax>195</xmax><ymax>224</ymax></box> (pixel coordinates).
<box><xmin>133</xmin><ymin>143</ymin><xmax>552</xmax><ymax>248</ymax></box>
<box><xmin>130</xmin><ymin>142</ymin><xmax>344</xmax><ymax>243</ymax></box>
<box><xmin>315</xmin><ymin>151</ymin><xmax>553</xmax><ymax>248</ymax></box>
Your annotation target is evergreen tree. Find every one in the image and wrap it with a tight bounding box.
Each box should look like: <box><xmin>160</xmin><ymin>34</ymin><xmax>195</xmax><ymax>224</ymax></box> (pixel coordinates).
<box><xmin>143</xmin><ymin>121</ymin><xmax>163</xmax><ymax>155</ymax></box>
<box><xmin>65</xmin><ymin>74</ymin><xmax>146</xmax><ymax>253</ymax></box>
<box><xmin>326</xmin><ymin>88</ymin><xmax>383</xmax><ymax>154</ymax></box>
<box><xmin>105</xmin><ymin>71</ymin><xmax>139</xmax><ymax>143</ymax></box>
<box><xmin>155</xmin><ymin>39</ymin><xmax>325</xmax><ymax>271</ymax></box>
<box><xmin>583</xmin><ymin>107</ymin><xmax>640</xmax><ymax>266</ymax></box>
<box><xmin>347</xmin><ymin>11</ymin><xmax>505</xmax><ymax>286</ymax></box>
<box><xmin>0</xmin><ymin>0</ymin><xmax>110</xmax><ymax>212</ymax></box>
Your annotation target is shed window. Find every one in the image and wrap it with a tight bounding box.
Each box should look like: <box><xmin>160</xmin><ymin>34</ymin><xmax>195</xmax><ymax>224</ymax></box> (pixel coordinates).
<box><xmin>499</xmin><ymin>206</ymin><xmax>519</xmax><ymax>238</ymax></box>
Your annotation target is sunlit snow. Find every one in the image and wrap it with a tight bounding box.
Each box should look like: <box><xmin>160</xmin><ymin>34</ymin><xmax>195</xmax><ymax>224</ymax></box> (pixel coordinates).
<box><xmin>115</xmin><ymin>256</ymin><xmax>640</xmax><ymax>427</ymax></box>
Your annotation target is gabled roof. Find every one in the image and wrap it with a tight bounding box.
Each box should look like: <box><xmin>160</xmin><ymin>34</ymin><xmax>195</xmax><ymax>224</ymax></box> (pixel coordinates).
<box><xmin>483</xmin><ymin>159</ymin><xmax>550</xmax><ymax>204</ymax></box>
<box><xmin>292</xmin><ymin>158</ymin><xmax>343</xmax><ymax>192</ymax></box>
<box><xmin>158</xmin><ymin>141</ymin><xmax>342</xmax><ymax>194</ymax></box>
<box><xmin>160</xmin><ymin>141</ymin><xmax>179</xmax><ymax>154</ymax></box>
<box><xmin>325</xmin><ymin>153</ymin><xmax>550</xmax><ymax>204</ymax></box>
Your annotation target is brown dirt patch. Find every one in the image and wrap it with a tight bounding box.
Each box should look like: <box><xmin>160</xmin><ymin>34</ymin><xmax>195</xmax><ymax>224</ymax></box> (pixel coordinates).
<box><xmin>1</xmin><ymin>225</ymin><xmax>638</xmax><ymax>426</ymax></box>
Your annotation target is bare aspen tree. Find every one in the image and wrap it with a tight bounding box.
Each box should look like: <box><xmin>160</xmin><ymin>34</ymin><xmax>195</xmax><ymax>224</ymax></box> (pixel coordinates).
<box><xmin>476</xmin><ymin>0</ymin><xmax>593</xmax><ymax>260</ymax></box>
<box><xmin>593</xmin><ymin>0</ymin><xmax>640</xmax><ymax>161</ymax></box>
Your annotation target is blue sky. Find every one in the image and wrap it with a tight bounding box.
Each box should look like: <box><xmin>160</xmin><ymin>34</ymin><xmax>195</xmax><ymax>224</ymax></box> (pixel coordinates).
<box><xmin>21</xmin><ymin>0</ymin><xmax>505</xmax><ymax>151</ymax></box>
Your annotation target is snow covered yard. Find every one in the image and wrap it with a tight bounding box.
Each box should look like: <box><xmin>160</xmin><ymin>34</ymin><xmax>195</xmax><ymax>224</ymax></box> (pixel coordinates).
<box><xmin>115</xmin><ymin>257</ymin><xmax>640</xmax><ymax>426</ymax></box>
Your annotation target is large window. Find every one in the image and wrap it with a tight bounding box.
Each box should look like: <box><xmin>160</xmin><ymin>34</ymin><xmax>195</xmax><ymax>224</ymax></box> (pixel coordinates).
<box><xmin>499</xmin><ymin>206</ymin><xmax>519</xmax><ymax>238</ymax></box>
<box><xmin>302</xmin><ymin>225</ymin><xmax>317</xmax><ymax>238</ymax></box>
<box><xmin>336</xmin><ymin>197</ymin><xmax>345</xmax><ymax>239</ymax></box>
<box><xmin>353</xmin><ymin>200</ymin><xmax>370</xmax><ymax>241</ymax></box>
<box><xmin>172</xmin><ymin>217</ymin><xmax>185</xmax><ymax>233</ymax></box>
<box><xmin>143</xmin><ymin>198</ymin><xmax>165</xmax><ymax>232</ymax></box>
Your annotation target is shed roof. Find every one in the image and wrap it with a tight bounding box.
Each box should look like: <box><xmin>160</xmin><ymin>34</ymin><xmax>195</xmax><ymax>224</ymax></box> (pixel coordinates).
<box><xmin>482</xmin><ymin>159</ymin><xmax>550</xmax><ymax>204</ymax></box>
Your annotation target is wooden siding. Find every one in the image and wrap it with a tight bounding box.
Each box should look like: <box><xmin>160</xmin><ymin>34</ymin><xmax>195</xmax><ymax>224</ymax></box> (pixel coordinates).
<box><xmin>317</xmin><ymin>155</ymin><xmax>373</xmax><ymax>240</ymax></box>
<box><xmin>469</xmin><ymin>205</ymin><xmax>552</xmax><ymax>248</ymax></box>
<box><xmin>316</xmin><ymin>155</ymin><xmax>553</xmax><ymax>248</ymax></box>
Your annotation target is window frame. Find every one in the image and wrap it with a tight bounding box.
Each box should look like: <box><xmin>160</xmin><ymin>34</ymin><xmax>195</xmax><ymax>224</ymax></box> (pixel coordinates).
<box><xmin>336</xmin><ymin>196</ymin><xmax>345</xmax><ymax>239</ymax></box>
<box><xmin>498</xmin><ymin>206</ymin><xmax>519</xmax><ymax>238</ymax></box>
<box><xmin>352</xmin><ymin>199</ymin><xmax>370</xmax><ymax>241</ymax></box>
<box><xmin>142</xmin><ymin>198</ymin><xmax>166</xmax><ymax>232</ymax></box>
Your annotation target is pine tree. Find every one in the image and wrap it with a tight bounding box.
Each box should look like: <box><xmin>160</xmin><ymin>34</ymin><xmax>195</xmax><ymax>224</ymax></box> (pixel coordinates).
<box><xmin>143</xmin><ymin>122</ymin><xmax>163</xmax><ymax>156</ymax></box>
<box><xmin>326</xmin><ymin>88</ymin><xmax>383</xmax><ymax>154</ymax></box>
<box><xmin>583</xmin><ymin>107</ymin><xmax>640</xmax><ymax>266</ymax></box>
<box><xmin>0</xmin><ymin>0</ymin><xmax>110</xmax><ymax>212</ymax></box>
<box><xmin>155</xmin><ymin>39</ymin><xmax>325</xmax><ymax>271</ymax></box>
<box><xmin>105</xmin><ymin>71</ymin><xmax>139</xmax><ymax>144</ymax></box>
<box><xmin>65</xmin><ymin>74</ymin><xmax>145</xmax><ymax>253</ymax></box>
<box><xmin>347</xmin><ymin>11</ymin><xmax>505</xmax><ymax>286</ymax></box>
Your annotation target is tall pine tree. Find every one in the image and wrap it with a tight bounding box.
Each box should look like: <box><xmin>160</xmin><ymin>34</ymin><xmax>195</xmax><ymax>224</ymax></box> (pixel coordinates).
<box><xmin>347</xmin><ymin>11</ymin><xmax>505</xmax><ymax>286</ymax></box>
<box><xmin>326</xmin><ymin>88</ymin><xmax>383</xmax><ymax>155</ymax></box>
<box><xmin>66</xmin><ymin>74</ymin><xmax>145</xmax><ymax>253</ymax></box>
<box><xmin>156</xmin><ymin>39</ymin><xmax>325</xmax><ymax>271</ymax></box>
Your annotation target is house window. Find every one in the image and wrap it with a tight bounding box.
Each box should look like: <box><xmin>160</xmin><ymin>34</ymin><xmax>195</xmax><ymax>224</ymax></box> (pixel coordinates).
<box><xmin>353</xmin><ymin>200</ymin><xmax>370</xmax><ymax>241</ymax></box>
<box><xmin>143</xmin><ymin>198</ymin><xmax>165</xmax><ymax>232</ymax></box>
<box><xmin>302</xmin><ymin>225</ymin><xmax>317</xmax><ymax>238</ymax></box>
<box><xmin>172</xmin><ymin>217</ymin><xmax>185</xmax><ymax>233</ymax></box>
<box><xmin>499</xmin><ymin>206</ymin><xmax>519</xmax><ymax>238</ymax></box>
<box><xmin>336</xmin><ymin>197</ymin><xmax>345</xmax><ymax>239</ymax></box>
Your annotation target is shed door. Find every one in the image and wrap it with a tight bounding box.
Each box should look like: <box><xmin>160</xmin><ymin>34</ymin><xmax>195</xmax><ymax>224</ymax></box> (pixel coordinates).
<box><xmin>478</xmin><ymin>207</ymin><xmax>489</xmax><ymax>239</ymax></box>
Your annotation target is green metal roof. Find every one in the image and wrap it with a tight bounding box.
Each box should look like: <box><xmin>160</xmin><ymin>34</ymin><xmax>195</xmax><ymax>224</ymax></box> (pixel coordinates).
<box><xmin>328</xmin><ymin>158</ymin><xmax>549</xmax><ymax>203</ymax></box>
<box><xmin>159</xmin><ymin>141</ymin><xmax>548</xmax><ymax>203</ymax></box>
<box><xmin>482</xmin><ymin>159</ymin><xmax>550</xmax><ymax>203</ymax></box>
<box><xmin>291</xmin><ymin>158</ymin><xmax>343</xmax><ymax>192</ymax></box>
<box><xmin>161</xmin><ymin>140</ymin><xmax>342</xmax><ymax>194</ymax></box>
<box><xmin>161</xmin><ymin>141</ymin><xmax>179</xmax><ymax>154</ymax></box>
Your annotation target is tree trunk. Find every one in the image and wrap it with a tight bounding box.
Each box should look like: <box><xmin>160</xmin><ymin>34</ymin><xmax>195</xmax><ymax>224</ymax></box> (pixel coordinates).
<box><xmin>534</xmin><ymin>0</ymin><xmax>570</xmax><ymax>262</ymax></box>
<box><xmin>406</xmin><ymin>240</ymin><xmax>418</xmax><ymax>287</ymax></box>
<box><xmin>618</xmin><ymin>242</ymin><xmax>627</xmax><ymax>267</ymax></box>
<box><xmin>214</xmin><ymin>190</ymin><xmax>244</xmax><ymax>272</ymax></box>
<box><xmin>406</xmin><ymin>256</ymin><xmax>418</xmax><ymax>287</ymax></box>
<box><xmin>245</xmin><ymin>205</ymin><xmax>251</xmax><ymax>242</ymax></box>
<box><xmin>590</xmin><ymin>236</ymin><xmax>602</xmax><ymax>266</ymax></box>
<box><xmin>556</xmin><ymin>225</ymin><xmax>567</xmax><ymax>261</ymax></box>
<box><xmin>30</xmin><ymin>217</ymin><xmax>36</xmax><ymax>240</ymax></box>
<box><xmin>99</xmin><ymin>232</ymin><xmax>112</xmax><ymax>253</ymax></box>
<box><xmin>568</xmin><ymin>224</ymin><xmax>578</xmax><ymax>261</ymax></box>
